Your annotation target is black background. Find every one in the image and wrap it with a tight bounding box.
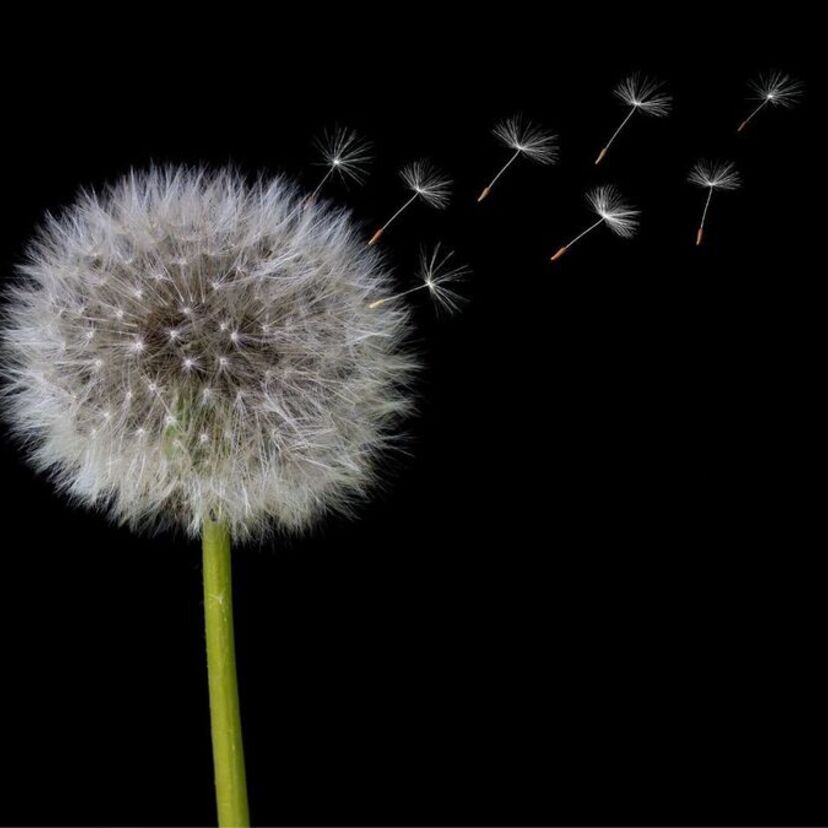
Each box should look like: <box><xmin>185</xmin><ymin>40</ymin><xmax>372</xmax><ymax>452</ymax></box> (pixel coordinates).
<box><xmin>0</xmin><ymin>13</ymin><xmax>822</xmax><ymax>827</ymax></box>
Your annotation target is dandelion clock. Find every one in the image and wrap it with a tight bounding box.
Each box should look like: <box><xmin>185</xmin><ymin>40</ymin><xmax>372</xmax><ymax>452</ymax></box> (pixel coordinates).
<box><xmin>1</xmin><ymin>167</ymin><xmax>417</xmax><ymax>826</ymax></box>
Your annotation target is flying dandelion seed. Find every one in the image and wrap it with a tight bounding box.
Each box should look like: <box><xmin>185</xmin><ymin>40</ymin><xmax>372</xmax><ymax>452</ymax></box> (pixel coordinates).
<box><xmin>368</xmin><ymin>160</ymin><xmax>452</xmax><ymax>246</ymax></box>
<box><xmin>595</xmin><ymin>73</ymin><xmax>672</xmax><ymax>165</ymax></box>
<box><xmin>309</xmin><ymin>126</ymin><xmax>373</xmax><ymax>198</ymax></box>
<box><xmin>476</xmin><ymin>115</ymin><xmax>559</xmax><ymax>202</ymax></box>
<box><xmin>737</xmin><ymin>72</ymin><xmax>803</xmax><ymax>132</ymax></box>
<box><xmin>369</xmin><ymin>244</ymin><xmax>468</xmax><ymax>314</ymax></box>
<box><xmin>550</xmin><ymin>185</ymin><xmax>640</xmax><ymax>262</ymax></box>
<box><xmin>688</xmin><ymin>160</ymin><xmax>742</xmax><ymax>245</ymax></box>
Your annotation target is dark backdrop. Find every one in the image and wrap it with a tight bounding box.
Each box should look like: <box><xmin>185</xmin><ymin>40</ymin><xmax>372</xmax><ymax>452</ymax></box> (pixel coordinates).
<box><xmin>0</xmin><ymin>13</ymin><xmax>821</xmax><ymax>827</ymax></box>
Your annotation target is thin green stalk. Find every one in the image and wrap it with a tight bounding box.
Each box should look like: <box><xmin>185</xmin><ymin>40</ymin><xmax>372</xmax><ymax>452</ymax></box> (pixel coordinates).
<box><xmin>202</xmin><ymin>519</ymin><xmax>250</xmax><ymax>827</ymax></box>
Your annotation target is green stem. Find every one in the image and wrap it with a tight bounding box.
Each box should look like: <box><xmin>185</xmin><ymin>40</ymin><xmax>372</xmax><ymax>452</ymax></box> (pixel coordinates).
<box><xmin>202</xmin><ymin>519</ymin><xmax>250</xmax><ymax>827</ymax></box>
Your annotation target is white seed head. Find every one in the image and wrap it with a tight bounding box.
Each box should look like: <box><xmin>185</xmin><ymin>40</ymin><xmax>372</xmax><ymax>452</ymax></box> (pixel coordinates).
<box><xmin>1</xmin><ymin>167</ymin><xmax>416</xmax><ymax>540</ymax></box>
<box><xmin>748</xmin><ymin>71</ymin><xmax>803</xmax><ymax>107</ymax></box>
<box><xmin>587</xmin><ymin>185</ymin><xmax>641</xmax><ymax>238</ymax></box>
<box><xmin>400</xmin><ymin>160</ymin><xmax>452</xmax><ymax>209</ymax></box>
<box><xmin>688</xmin><ymin>160</ymin><xmax>742</xmax><ymax>191</ymax></box>
<box><xmin>314</xmin><ymin>126</ymin><xmax>373</xmax><ymax>185</ymax></box>
<box><xmin>492</xmin><ymin>116</ymin><xmax>559</xmax><ymax>165</ymax></box>
<box><xmin>614</xmin><ymin>73</ymin><xmax>672</xmax><ymax>117</ymax></box>
<box><xmin>419</xmin><ymin>245</ymin><xmax>469</xmax><ymax>315</ymax></box>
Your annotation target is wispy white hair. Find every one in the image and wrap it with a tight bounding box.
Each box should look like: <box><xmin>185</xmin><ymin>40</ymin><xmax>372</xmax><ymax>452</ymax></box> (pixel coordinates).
<box><xmin>748</xmin><ymin>71</ymin><xmax>803</xmax><ymax>107</ymax></box>
<box><xmin>492</xmin><ymin>116</ymin><xmax>559</xmax><ymax>164</ymax></box>
<box><xmin>400</xmin><ymin>161</ymin><xmax>452</xmax><ymax>209</ymax></box>
<box><xmin>587</xmin><ymin>185</ymin><xmax>640</xmax><ymax>238</ymax></box>
<box><xmin>614</xmin><ymin>73</ymin><xmax>672</xmax><ymax>116</ymax></box>
<box><xmin>1</xmin><ymin>167</ymin><xmax>416</xmax><ymax>540</ymax></box>
<box><xmin>314</xmin><ymin>126</ymin><xmax>373</xmax><ymax>185</ymax></box>
<box><xmin>688</xmin><ymin>160</ymin><xmax>742</xmax><ymax>191</ymax></box>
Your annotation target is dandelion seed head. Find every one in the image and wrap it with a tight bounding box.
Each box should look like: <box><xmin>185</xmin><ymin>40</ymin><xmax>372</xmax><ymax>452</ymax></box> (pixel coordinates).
<box><xmin>314</xmin><ymin>126</ymin><xmax>373</xmax><ymax>185</ymax></box>
<box><xmin>400</xmin><ymin>160</ymin><xmax>452</xmax><ymax>209</ymax></box>
<box><xmin>748</xmin><ymin>71</ymin><xmax>803</xmax><ymax>107</ymax></box>
<box><xmin>688</xmin><ymin>160</ymin><xmax>742</xmax><ymax>191</ymax></box>
<box><xmin>587</xmin><ymin>185</ymin><xmax>641</xmax><ymax>238</ymax></box>
<box><xmin>1</xmin><ymin>166</ymin><xmax>416</xmax><ymax>539</ymax></box>
<box><xmin>493</xmin><ymin>116</ymin><xmax>559</xmax><ymax>165</ymax></box>
<box><xmin>614</xmin><ymin>73</ymin><xmax>672</xmax><ymax>117</ymax></box>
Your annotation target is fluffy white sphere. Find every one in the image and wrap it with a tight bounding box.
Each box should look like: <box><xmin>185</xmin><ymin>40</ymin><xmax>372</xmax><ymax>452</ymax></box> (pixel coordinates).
<box><xmin>2</xmin><ymin>167</ymin><xmax>415</xmax><ymax>539</ymax></box>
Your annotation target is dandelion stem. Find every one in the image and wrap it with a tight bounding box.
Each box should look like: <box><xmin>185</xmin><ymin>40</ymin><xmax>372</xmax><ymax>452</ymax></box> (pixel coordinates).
<box><xmin>567</xmin><ymin>218</ymin><xmax>605</xmax><ymax>248</ymax></box>
<box><xmin>203</xmin><ymin>519</ymin><xmax>250</xmax><ymax>828</ymax></box>
<box><xmin>699</xmin><ymin>188</ymin><xmax>714</xmax><ymax>229</ymax></box>
<box><xmin>368</xmin><ymin>283</ymin><xmax>427</xmax><ymax>309</ymax></box>
<box><xmin>310</xmin><ymin>168</ymin><xmax>334</xmax><ymax>200</ymax></box>
<box><xmin>738</xmin><ymin>99</ymin><xmax>768</xmax><ymax>132</ymax></box>
<box><xmin>596</xmin><ymin>107</ymin><xmax>636</xmax><ymax>164</ymax></box>
<box><xmin>550</xmin><ymin>219</ymin><xmax>605</xmax><ymax>263</ymax></box>
<box><xmin>369</xmin><ymin>193</ymin><xmax>419</xmax><ymax>245</ymax></box>
<box><xmin>697</xmin><ymin>188</ymin><xmax>714</xmax><ymax>245</ymax></box>
<box><xmin>478</xmin><ymin>149</ymin><xmax>521</xmax><ymax>201</ymax></box>
<box><xmin>382</xmin><ymin>194</ymin><xmax>419</xmax><ymax>231</ymax></box>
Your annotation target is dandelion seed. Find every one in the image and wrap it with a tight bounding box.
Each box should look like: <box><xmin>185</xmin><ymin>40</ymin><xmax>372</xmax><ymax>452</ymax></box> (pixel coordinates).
<box><xmin>369</xmin><ymin>244</ymin><xmax>468</xmax><ymax>314</ymax></box>
<box><xmin>595</xmin><ymin>73</ymin><xmax>672</xmax><ymax>164</ymax></box>
<box><xmin>550</xmin><ymin>185</ymin><xmax>640</xmax><ymax>262</ymax></box>
<box><xmin>309</xmin><ymin>126</ymin><xmax>373</xmax><ymax>198</ymax></box>
<box><xmin>368</xmin><ymin>160</ymin><xmax>452</xmax><ymax>246</ymax></box>
<box><xmin>688</xmin><ymin>161</ymin><xmax>742</xmax><ymax>245</ymax></box>
<box><xmin>477</xmin><ymin>115</ymin><xmax>559</xmax><ymax>202</ymax></box>
<box><xmin>738</xmin><ymin>72</ymin><xmax>803</xmax><ymax>132</ymax></box>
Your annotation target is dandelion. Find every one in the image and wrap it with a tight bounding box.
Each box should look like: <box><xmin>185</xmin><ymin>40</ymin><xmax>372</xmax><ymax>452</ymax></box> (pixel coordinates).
<box><xmin>368</xmin><ymin>160</ymin><xmax>452</xmax><ymax>245</ymax></box>
<box><xmin>595</xmin><ymin>73</ymin><xmax>672</xmax><ymax>164</ymax></box>
<box><xmin>369</xmin><ymin>244</ymin><xmax>468</xmax><ymax>314</ymax></box>
<box><xmin>688</xmin><ymin>160</ymin><xmax>742</xmax><ymax>245</ymax></box>
<box><xmin>1</xmin><ymin>166</ymin><xmax>416</xmax><ymax>826</ymax></box>
<box><xmin>738</xmin><ymin>72</ymin><xmax>803</xmax><ymax>132</ymax></box>
<box><xmin>309</xmin><ymin>126</ymin><xmax>373</xmax><ymax>198</ymax></box>
<box><xmin>476</xmin><ymin>115</ymin><xmax>559</xmax><ymax>202</ymax></box>
<box><xmin>550</xmin><ymin>185</ymin><xmax>640</xmax><ymax>262</ymax></box>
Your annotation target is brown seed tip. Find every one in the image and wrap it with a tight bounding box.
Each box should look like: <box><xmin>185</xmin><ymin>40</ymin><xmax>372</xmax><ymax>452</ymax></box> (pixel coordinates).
<box><xmin>737</xmin><ymin>120</ymin><xmax>747</xmax><ymax>133</ymax></box>
<box><xmin>477</xmin><ymin>186</ymin><xmax>491</xmax><ymax>203</ymax></box>
<box><xmin>549</xmin><ymin>246</ymin><xmax>568</xmax><ymax>262</ymax></box>
<box><xmin>595</xmin><ymin>147</ymin><xmax>608</xmax><ymax>165</ymax></box>
<box><xmin>368</xmin><ymin>228</ymin><xmax>383</xmax><ymax>246</ymax></box>
<box><xmin>696</xmin><ymin>228</ymin><xmax>704</xmax><ymax>246</ymax></box>
<box><xmin>368</xmin><ymin>298</ymin><xmax>386</xmax><ymax>309</ymax></box>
